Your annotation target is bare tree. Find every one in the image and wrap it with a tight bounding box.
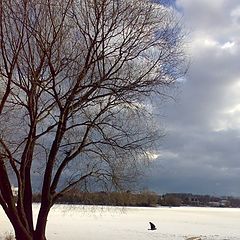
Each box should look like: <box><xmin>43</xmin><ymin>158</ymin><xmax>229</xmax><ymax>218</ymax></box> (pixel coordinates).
<box><xmin>0</xmin><ymin>0</ymin><xmax>186</xmax><ymax>239</ymax></box>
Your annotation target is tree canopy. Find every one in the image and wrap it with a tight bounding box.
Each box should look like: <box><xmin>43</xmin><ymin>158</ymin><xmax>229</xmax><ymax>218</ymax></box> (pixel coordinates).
<box><xmin>0</xmin><ymin>0</ymin><xmax>186</xmax><ymax>239</ymax></box>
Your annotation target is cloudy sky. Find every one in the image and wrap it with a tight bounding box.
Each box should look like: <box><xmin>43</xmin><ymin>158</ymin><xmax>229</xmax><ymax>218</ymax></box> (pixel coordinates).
<box><xmin>144</xmin><ymin>0</ymin><xmax>240</xmax><ymax>196</ymax></box>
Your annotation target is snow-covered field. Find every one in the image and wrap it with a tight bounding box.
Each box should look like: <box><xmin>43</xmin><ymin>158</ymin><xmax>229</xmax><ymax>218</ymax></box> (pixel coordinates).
<box><xmin>1</xmin><ymin>204</ymin><xmax>240</xmax><ymax>240</ymax></box>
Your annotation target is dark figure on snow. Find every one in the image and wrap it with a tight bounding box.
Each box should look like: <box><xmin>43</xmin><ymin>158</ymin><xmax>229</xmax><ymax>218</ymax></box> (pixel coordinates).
<box><xmin>149</xmin><ymin>222</ymin><xmax>157</xmax><ymax>230</ymax></box>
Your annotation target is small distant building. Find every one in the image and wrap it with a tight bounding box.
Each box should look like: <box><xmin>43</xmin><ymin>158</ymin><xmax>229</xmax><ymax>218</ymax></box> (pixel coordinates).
<box><xmin>186</xmin><ymin>197</ymin><xmax>200</xmax><ymax>206</ymax></box>
<box><xmin>219</xmin><ymin>200</ymin><xmax>230</xmax><ymax>207</ymax></box>
<box><xmin>208</xmin><ymin>201</ymin><xmax>221</xmax><ymax>207</ymax></box>
<box><xmin>208</xmin><ymin>199</ymin><xmax>231</xmax><ymax>207</ymax></box>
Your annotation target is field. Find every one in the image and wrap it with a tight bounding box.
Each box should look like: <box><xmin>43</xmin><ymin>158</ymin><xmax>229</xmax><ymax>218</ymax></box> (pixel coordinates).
<box><xmin>1</xmin><ymin>204</ymin><xmax>240</xmax><ymax>239</ymax></box>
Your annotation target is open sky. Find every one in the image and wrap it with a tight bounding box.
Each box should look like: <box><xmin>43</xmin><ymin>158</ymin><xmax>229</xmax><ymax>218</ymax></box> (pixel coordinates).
<box><xmin>144</xmin><ymin>0</ymin><xmax>240</xmax><ymax>196</ymax></box>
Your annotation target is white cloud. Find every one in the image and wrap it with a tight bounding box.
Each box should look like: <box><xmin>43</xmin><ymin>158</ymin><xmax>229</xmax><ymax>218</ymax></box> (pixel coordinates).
<box><xmin>221</xmin><ymin>41</ymin><xmax>235</xmax><ymax>49</ymax></box>
<box><xmin>146</xmin><ymin>151</ymin><xmax>160</xmax><ymax>160</ymax></box>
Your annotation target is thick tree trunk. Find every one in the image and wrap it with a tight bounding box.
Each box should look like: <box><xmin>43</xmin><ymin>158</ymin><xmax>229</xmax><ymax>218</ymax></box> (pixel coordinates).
<box><xmin>14</xmin><ymin>224</ymin><xmax>32</xmax><ymax>240</ymax></box>
<box><xmin>14</xmin><ymin>227</ymin><xmax>47</xmax><ymax>240</ymax></box>
<box><xmin>13</xmin><ymin>217</ymin><xmax>48</xmax><ymax>240</ymax></box>
<box><xmin>33</xmin><ymin>203</ymin><xmax>51</xmax><ymax>240</ymax></box>
<box><xmin>33</xmin><ymin>222</ymin><xmax>48</xmax><ymax>240</ymax></box>
<box><xmin>10</xmin><ymin>206</ymin><xmax>49</xmax><ymax>240</ymax></box>
<box><xmin>33</xmin><ymin>231</ymin><xmax>47</xmax><ymax>240</ymax></box>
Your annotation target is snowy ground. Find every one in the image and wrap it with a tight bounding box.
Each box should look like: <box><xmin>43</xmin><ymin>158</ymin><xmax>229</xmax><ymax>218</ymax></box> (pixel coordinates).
<box><xmin>1</xmin><ymin>204</ymin><xmax>240</xmax><ymax>240</ymax></box>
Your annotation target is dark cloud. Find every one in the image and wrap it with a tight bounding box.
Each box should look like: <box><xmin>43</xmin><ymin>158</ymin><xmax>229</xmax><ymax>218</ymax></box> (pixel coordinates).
<box><xmin>143</xmin><ymin>0</ymin><xmax>240</xmax><ymax>196</ymax></box>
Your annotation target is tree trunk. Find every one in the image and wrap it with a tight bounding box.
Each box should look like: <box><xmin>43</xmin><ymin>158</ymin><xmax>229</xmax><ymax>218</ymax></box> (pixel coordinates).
<box><xmin>33</xmin><ymin>231</ymin><xmax>47</xmax><ymax>240</ymax></box>
<box><xmin>33</xmin><ymin>221</ymin><xmax>48</xmax><ymax>240</ymax></box>
<box><xmin>14</xmin><ymin>225</ymin><xmax>32</xmax><ymax>240</ymax></box>
<box><xmin>9</xmin><ymin>201</ymin><xmax>50</xmax><ymax>240</ymax></box>
<box><xmin>33</xmin><ymin>203</ymin><xmax>51</xmax><ymax>240</ymax></box>
<box><xmin>13</xmin><ymin>218</ymin><xmax>48</xmax><ymax>240</ymax></box>
<box><xmin>11</xmin><ymin>208</ymin><xmax>49</xmax><ymax>240</ymax></box>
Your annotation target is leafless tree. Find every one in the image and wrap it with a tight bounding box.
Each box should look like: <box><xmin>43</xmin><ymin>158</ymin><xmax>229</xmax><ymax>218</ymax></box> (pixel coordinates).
<box><xmin>0</xmin><ymin>0</ymin><xmax>186</xmax><ymax>239</ymax></box>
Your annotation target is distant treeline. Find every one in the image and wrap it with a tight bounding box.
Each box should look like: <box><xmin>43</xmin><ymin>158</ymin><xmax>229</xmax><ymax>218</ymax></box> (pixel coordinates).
<box><xmin>33</xmin><ymin>190</ymin><xmax>159</xmax><ymax>207</ymax></box>
<box><xmin>159</xmin><ymin>193</ymin><xmax>240</xmax><ymax>208</ymax></box>
<box><xmin>32</xmin><ymin>191</ymin><xmax>240</xmax><ymax>208</ymax></box>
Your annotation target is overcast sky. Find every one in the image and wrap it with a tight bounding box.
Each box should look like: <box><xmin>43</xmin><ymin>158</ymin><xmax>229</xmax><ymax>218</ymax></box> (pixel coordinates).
<box><xmin>144</xmin><ymin>0</ymin><xmax>240</xmax><ymax>196</ymax></box>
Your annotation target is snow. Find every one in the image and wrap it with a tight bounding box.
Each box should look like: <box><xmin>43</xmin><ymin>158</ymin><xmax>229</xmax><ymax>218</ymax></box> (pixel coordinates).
<box><xmin>1</xmin><ymin>204</ymin><xmax>240</xmax><ymax>240</ymax></box>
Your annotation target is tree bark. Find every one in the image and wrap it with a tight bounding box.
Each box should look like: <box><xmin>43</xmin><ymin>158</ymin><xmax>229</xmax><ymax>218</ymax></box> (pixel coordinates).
<box><xmin>10</xmin><ymin>204</ymin><xmax>49</xmax><ymax>240</ymax></box>
<box><xmin>33</xmin><ymin>203</ymin><xmax>51</xmax><ymax>240</ymax></box>
<box><xmin>14</xmin><ymin>225</ymin><xmax>32</xmax><ymax>240</ymax></box>
<box><xmin>33</xmin><ymin>232</ymin><xmax>47</xmax><ymax>240</ymax></box>
<box><xmin>12</xmin><ymin>209</ymin><xmax>49</xmax><ymax>240</ymax></box>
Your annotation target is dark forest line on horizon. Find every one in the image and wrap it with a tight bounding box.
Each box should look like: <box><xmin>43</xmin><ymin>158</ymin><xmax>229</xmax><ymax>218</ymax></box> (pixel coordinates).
<box><xmin>31</xmin><ymin>190</ymin><xmax>240</xmax><ymax>208</ymax></box>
